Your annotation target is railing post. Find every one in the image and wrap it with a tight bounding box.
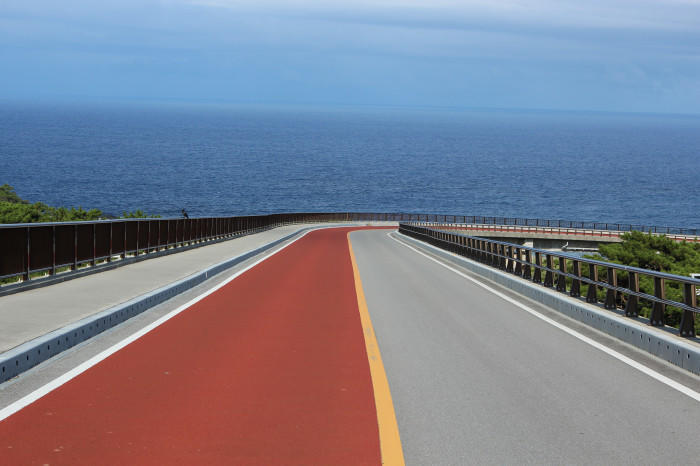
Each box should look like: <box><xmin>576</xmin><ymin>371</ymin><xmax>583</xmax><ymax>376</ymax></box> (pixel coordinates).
<box><xmin>108</xmin><ymin>223</ymin><xmax>113</xmax><ymax>262</ymax></box>
<box><xmin>506</xmin><ymin>246</ymin><xmax>514</xmax><ymax>273</ymax></box>
<box><xmin>73</xmin><ymin>224</ymin><xmax>78</xmax><ymax>270</ymax></box>
<box><xmin>514</xmin><ymin>247</ymin><xmax>522</xmax><ymax>275</ymax></box>
<box><xmin>51</xmin><ymin>225</ymin><xmax>56</xmax><ymax>275</ymax></box>
<box><xmin>544</xmin><ymin>255</ymin><xmax>553</xmax><ymax>287</ymax></box>
<box><xmin>523</xmin><ymin>250</ymin><xmax>532</xmax><ymax>279</ymax></box>
<box><xmin>604</xmin><ymin>267</ymin><xmax>617</xmax><ymax>309</ymax></box>
<box><xmin>624</xmin><ymin>271</ymin><xmax>639</xmax><ymax>317</ymax></box>
<box><xmin>570</xmin><ymin>260</ymin><xmax>581</xmax><ymax>297</ymax></box>
<box><xmin>650</xmin><ymin>277</ymin><xmax>665</xmax><ymax>326</ymax></box>
<box><xmin>556</xmin><ymin>257</ymin><xmax>567</xmax><ymax>292</ymax></box>
<box><xmin>135</xmin><ymin>221</ymin><xmax>140</xmax><ymax>257</ymax></box>
<box><xmin>92</xmin><ymin>223</ymin><xmax>96</xmax><ymax>267</ymax></box>
<box><xmin>679</xmin><ymin>283</ymin><xmax>696</xmax><ymax>337</ymax></box>
<box><xmin>586</xmin><ymin>264</ymin><xmax>598</xmax><ymax>303</ymax></box>
<box><xmin>533</xmin><ymin>252</ymin><xmax>542</xmax><ymax>284</ymax></box>
<box><xmin>491</xmin><ymin>243</ymin><xmax>499</xmax><ymax>268</ymax></box>
<box><xmin>123</xmin><ymin>221</ymin><xmax>127</xmax><ymax>259</ymax></box>
<box><xmin>24</xmin><ymin>226</ymin><xmax>31</xmax><ymax>281</ymax></box>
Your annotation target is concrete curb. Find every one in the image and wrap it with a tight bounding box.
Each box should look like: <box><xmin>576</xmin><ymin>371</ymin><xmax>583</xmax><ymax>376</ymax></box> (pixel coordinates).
<box><xmin>0</xmin><ymin>226</ymin><xmax>314</xmax><ymax>384</ymax></box>
<box><xmin>395</xmin><ymin>232</ymin><xmax>700</xmax><ymax>375</ymax></box>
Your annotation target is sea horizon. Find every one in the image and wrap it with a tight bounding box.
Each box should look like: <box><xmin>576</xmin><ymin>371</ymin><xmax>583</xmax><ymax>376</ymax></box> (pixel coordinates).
<box><xmin>2</xmin><ymin>100</ymin><xmax>699</xmax><ymax>229</ymax></box>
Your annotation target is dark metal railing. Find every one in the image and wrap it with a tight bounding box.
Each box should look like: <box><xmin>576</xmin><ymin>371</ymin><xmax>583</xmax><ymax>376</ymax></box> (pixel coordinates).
<box><xmin>0</xmin><ymin>212</ymin><xmax>404</xmax><ymax>285</ymax></box>
<box><xmin>398</xmin><ymin>215</ymin><xmax>700</xmax><ymax>236</ymax></box>
<box><xmin>399</xmin><ymin>222</ymin><xmax>699</xmax><ymax>338</ymax></box>
<box><xmin>425</xmin><ymin>223</ymin><xmax>700</xmax><ymax>243</ymax></box>
<box><xmin>3</xmin><ymin>211</ymin><xmax>699</xmax><ymax>292</ymax></box>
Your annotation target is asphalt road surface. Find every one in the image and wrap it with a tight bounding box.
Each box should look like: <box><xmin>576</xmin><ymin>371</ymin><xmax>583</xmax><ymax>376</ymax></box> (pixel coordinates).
<box><xmin>351</xmin><ymin>229</ymin><xmax>700</xmax><ymax>465</ymax></box>
<box><xmin>1</xmin><ymin>227</ymin><xmax>698</xmax><ymax>465</ymax></box>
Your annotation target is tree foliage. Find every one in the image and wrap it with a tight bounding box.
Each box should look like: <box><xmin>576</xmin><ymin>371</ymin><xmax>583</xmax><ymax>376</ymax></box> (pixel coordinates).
<box><xmin>595</xmin><ymin>231</ymin><xmax>700</xmax><ymax>277</ymax></box>
<box><xmin>0</xmin><ymin>184</ymin><xmax>29</xmax><ymax>204</ymax></box>
<box><xmin>121</xmin><ymin>209</ymin><xmax>161</xmax><ymax>219</ymax></box>
<box><xmin>0</xmin><ymin>184</ymin><xmax>159</xmax><ymax>223</ymax></box>
<box><xmin>588</xmin><ymin>231</ymin><xmax>700</xmax><ymax>330</ymax></box>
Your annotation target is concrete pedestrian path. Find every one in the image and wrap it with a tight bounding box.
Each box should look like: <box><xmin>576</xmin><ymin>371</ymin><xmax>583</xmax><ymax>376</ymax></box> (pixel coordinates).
<box><xmin>0</xmin><ymin>222</ymin><xmax>393</xmax><ymax>355</ymax></box>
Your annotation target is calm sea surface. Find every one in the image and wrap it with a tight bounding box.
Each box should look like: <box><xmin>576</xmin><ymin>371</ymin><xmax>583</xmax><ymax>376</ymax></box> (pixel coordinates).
<box><xmin>1</xmin><ymin>102</ymin><xmax>699</xmax><ymax>228</ymax></box>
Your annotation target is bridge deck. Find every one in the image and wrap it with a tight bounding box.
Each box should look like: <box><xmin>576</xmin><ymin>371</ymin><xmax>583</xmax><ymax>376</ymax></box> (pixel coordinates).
<box><xmin>1</xmin><ymin>227</ymin><xmax>699</xmax><ymax>464</ymax></box>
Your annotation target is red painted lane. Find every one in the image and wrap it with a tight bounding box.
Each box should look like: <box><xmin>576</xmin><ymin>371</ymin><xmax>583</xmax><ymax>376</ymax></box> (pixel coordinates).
<box><xmin>1</xmin><ymin>227</ymin><xmax>387</xmax><ymax>465</ymax></box>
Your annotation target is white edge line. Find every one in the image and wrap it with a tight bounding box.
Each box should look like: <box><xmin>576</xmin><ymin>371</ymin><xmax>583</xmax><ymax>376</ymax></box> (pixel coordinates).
<box><xmin>0</xmin><ymin>227</ymin><xmax>321</xmax><ymax>421</ymax></box>
<box><xmin>388</xmin><ymin>232</ymin><xmax>700</xmax><ymax>403</ymax></box>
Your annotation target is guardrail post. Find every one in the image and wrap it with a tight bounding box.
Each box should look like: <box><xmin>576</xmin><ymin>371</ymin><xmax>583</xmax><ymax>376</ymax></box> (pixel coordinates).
<box><xmin>498</xmin><ymin>245</ymin><xmax>506</xmax><ymax>270</ymax></box>
<box><xmin>679</xmin><ymin>283</ymin><xmax>696</xmax><ymax>337</ymax></box>
<box><xmin>604</xmin><ymin>267</ymin><xmax>617</xmax><ymax>309</ymax></box>
<box><xmin>491</xmin><ymin>243</ymin><xmax>499</xmax><ymax>268</ymax></box>
<box><xmin>624</xmin><ymin>271</ymin><xmax>639</xmax><ymax>316</ymax></box>
<box><xmin>135</xmin><ymin>221</ymin><xmax>140</xmax><ymax>257</ymax></box>
<box><xmin>544</xmin><ymin>255</ymin><xmax>554</xmax><ymax>287</ymax></box>
<box><xmin>556</xmin><ymin>257</ymin><xmax>567</xmax><ymax>292</ymax></box>
<box><xmin>51</xmin><ymin>225</ymin><xmax>56</xmax><ymax>275</ymax></box>
<box><xmin>650</xmin><ymin>277</ymin><xmax>665</xmax><ymax>326</ymax></box>
<box><xmin>523</xmin><ymin>250</ymin><xmax>532</xmax><ymax>279</ymax></box>
<box><xmin>570</xmin><ymin>260</ymin><xmax>581</xmax><ymax>297</ymax></box>
<box><xmin>108</xmin><ymin>223</ymin><xmax>113</xmax><ymax>262</ymax></box>
<box><xmin>24</xmin><ymin>226</ymin><xmax>30</xmax><ymax>281</ymax></box>
<box><xmin>92</xmin><ymin>224</ymin><xmax>96</xmax><ymax>267</ymax></box>
<box><xmin>514</xmin><ymin>247</ymin><xmax>522</xmax><ymax>275</ymax></box>
<box><xmin>533</xmin><ymin>252</ymin><xmax>542</xmax><ymax>284</ymax></box>
<box><xmin>73</xmin><ymin>225</ymin><xmax>78</xmax><ymax>270</ymax></box>
<box><xmin>586</xmin><ymin>264</ymin><xmax>598</xmax><ymax>303</ymax></box>
<box><xmin>506</xmin><ymin>246</ymin><xmax>514</xmax><ymax>273</ymax></box>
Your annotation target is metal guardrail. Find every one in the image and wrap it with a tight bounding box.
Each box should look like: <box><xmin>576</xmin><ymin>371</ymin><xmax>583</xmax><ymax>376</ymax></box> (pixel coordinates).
<box><xmin>0</xmin><ymin>212</ymin><xmax>402</xmax><ymax>285</ymax></box>
<box><xmin>412</xmin><ymin>215</ymin><xmax>700</xmax><ymax>236</ymax></box>
<box><xmin>3</xmin><ymin>211</ymin><xmax>699</xmax><ymax>292</ymax></box>
<box><xmin>431</xmin><ymin>223</ymin><xmax>700</xmax><ymax>243</ymax></box>
<box><xmin>399</xmin><ymin>222</ymin><xmax>700</xmax><ymax>338</ymax></box>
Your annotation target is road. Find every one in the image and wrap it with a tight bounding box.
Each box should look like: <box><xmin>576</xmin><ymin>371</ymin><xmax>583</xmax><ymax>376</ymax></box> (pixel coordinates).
<box><xmin>0</xmin><ymin>228</ymin><xmax>381</xmax><ymax>465</ymax></box>
<box><xmin>351</xmin><ymin>229</ymin><xmax>700</xmax><ymax>465</ymax></box>
<box><xmin>0</xmin><ymin>227</ymin><xmax>698</xmax><ymax>464</ymax></box>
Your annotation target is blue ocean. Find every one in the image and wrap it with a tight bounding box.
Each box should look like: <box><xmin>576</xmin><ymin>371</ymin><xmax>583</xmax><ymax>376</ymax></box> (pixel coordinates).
<box><xmin>1</xmin><ymin>102</ymin><xmax>699</xmax><ymax>228</ymax></box>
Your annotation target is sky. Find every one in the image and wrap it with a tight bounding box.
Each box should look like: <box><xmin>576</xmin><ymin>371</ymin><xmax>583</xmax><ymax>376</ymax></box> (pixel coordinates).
<box><xmin>1</xmin><ymin>0</ymin><xmax>700</xmax><ymax>113</ymax></box>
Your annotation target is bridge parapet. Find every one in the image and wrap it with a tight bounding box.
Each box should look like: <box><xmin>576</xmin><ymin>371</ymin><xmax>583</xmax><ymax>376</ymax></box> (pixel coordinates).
<box><xmin>4</xmin><ymin>212</ymin><xmax>699</xmax><ymax>293</ymax></box>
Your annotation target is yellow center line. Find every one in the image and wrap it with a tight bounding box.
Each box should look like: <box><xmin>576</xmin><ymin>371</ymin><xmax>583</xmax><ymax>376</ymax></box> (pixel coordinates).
<box><xmin>348</xmin><ymin>232</ymin><xmax>405</xmax><ymax>466</ymax></box>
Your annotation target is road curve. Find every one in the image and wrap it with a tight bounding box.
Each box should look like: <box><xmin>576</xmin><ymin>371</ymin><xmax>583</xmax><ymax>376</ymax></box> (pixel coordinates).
<box><xmin>351</xmin><ymin>229</ymin><xmax>700</xmax><ymax>465</ymax></box>
<box><xmin>0</xmin><ymin>227</ymin><xmax>382</xmax><ymax>465</ymax></box>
